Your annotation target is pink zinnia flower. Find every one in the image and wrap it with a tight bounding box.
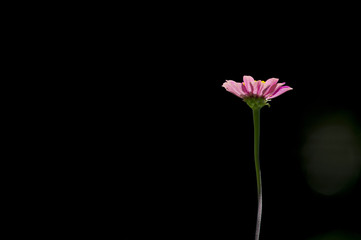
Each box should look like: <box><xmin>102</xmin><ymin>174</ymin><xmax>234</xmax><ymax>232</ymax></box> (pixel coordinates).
<box><xmin>222</xmin><ymin>75</ymin><xmax>293</xmax><ymax>100</ymax></box>
<box><xmin>222</xmin><ymin>75</ymin><xmax>293</xmax><ymax>240</ymax></box>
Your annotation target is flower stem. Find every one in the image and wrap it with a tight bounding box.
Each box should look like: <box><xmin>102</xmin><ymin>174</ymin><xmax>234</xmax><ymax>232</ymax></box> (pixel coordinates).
<box><xmin>252</xmin><ymin>109</ymin><xmax>262</xmax><ymax>240</ymax></box>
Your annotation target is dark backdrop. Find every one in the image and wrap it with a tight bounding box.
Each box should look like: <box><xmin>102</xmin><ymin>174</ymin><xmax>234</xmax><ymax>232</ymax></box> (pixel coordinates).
<box><xmin>118</xmin><ymin>46</ymin><xmax>361</xmax><ymax>240</ymax></box>
<box><xmin>95</xmin><ymin>10</ymin><xmax>361</xmax><ymax>240</ymax></box>
<box><xmin>14</xmin><ymin>4</ymin><xmax>361</xmax><ymax>240</ymax></box>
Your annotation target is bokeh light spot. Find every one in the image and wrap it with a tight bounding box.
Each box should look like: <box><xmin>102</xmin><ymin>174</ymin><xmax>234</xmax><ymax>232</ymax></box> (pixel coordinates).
<box><xmin>301</xmin><ymin>112</ymin><xmax>361</xmax><ymax>196</ymax></box>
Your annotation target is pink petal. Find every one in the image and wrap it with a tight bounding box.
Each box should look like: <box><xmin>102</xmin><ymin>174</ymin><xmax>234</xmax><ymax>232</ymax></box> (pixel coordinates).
<box><xmin>264</xmin><ymin>81</ymin><xmax>283</xmax><ymax>98</ymax></box>
<box><xmin>266</xmin><ymin>82</ymin><xmax>285</xmax><ymax>98</ymax></box>
<box><xmin>222</xmin><ymin>80</ymin><xmax>246</xmax><ymax>98</ymax></box>
<box><xmin>257</xmin><ymin>81</ymin><xmax>265</xmax><ymax>96</ymax></box>
<box><xmin>262</xmin><ymin>78</ymin><xmax>279</xmax><ymax>96</ymax></box>
<box><xmin>267</xmin><ymin>86</ymin><xmax>293</xmax><ymax>99</ymax></box>
<box><xmin>243</xmin><ymin>76</ymin><xmax>255</xmax><ymax>94</ymax></box>
<box><xmin>222</xmin><ymin>81</ymin><xmax>240</xmax><ymax>95</ymax></box>
<box><xmin>252</xmin><ymin>80</ymin><xmax>261</xmax><ymax>96</ymax></box>
<box><xmin>230</xmin><ymin>81</ymin><xmax>247</xmax><ymax>97</ymax></box>
<box><xmin>241</xmin><ymin>83</ymin><xmax>249</xmax><ymax>95</ymax></box>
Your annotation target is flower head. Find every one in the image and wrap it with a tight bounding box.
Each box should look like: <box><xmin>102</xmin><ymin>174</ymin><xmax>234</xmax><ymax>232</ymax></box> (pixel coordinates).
<box><xmin>222</xmin><ymin>75</ymin><xmax>293</xmax><ymax>109</ymax></box>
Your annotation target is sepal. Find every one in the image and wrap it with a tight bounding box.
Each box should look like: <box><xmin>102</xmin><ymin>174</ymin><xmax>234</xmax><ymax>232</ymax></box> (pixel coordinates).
<box><xmin>244</xmin><ymin>97</ymin><xmax>269</xmax><ymax>110</ymax></box>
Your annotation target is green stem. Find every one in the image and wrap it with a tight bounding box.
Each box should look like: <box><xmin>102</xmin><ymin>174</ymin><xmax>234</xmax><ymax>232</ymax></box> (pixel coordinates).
<box><xmin>253</xmin><ymin>109</ymin><xmax>262</xmax><ymax>240</ymax></box>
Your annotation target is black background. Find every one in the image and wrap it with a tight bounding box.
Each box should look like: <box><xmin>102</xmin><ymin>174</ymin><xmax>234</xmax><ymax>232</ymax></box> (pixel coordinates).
<box><xmin>118</xmin><ymin>39</ymin><xmax>361</xmax><ymax>239</ymax></box>
<box><xmin>9</xmin><ymin>3</ymin><xmax>361</xmax><ymax>240</ymax></box>
<box><xmin>61</xmin><ymin>7</ymin><xmax>361</xmax><ymax>240</ymax></box>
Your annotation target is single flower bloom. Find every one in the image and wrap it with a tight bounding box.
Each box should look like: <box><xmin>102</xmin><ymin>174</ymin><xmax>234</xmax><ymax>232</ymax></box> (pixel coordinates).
<box><xmin>222</xmin><ymin>75</ymin><xmax>293</xmax><ymax>109</ymax></box>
